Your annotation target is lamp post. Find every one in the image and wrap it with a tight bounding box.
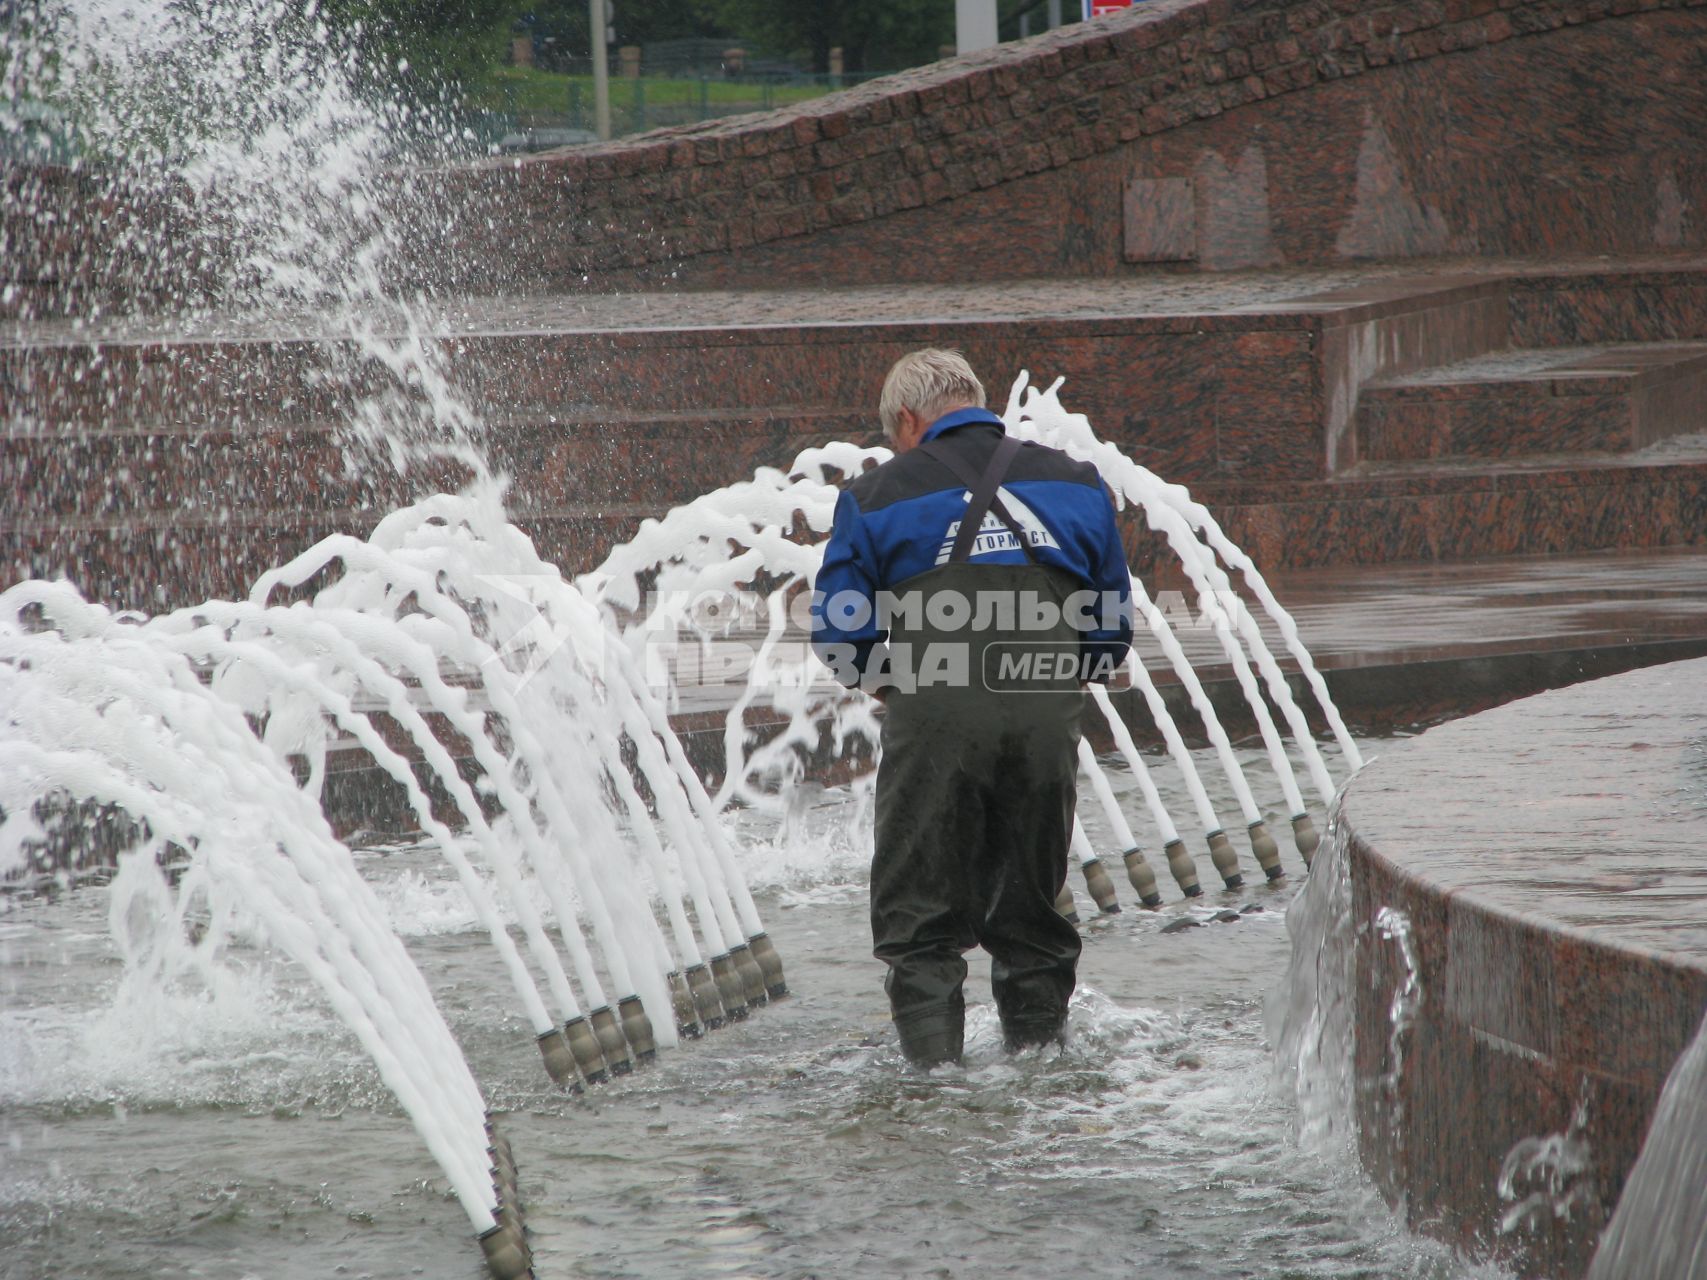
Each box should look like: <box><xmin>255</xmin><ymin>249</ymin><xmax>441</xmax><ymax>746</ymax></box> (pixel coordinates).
<box><xmin>590</xmin><ymin>0</ymin><xmax>611</xmax><ymax>140</ymax></box>
<box><xmin>954</xmin><ymin>0</ymin><xmax>998</xmax><ymax>53</ymax></box>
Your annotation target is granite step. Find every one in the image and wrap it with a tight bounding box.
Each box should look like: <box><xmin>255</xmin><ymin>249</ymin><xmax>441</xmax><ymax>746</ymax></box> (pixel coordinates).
<box><xmin>1180</xmin><ymin>439</ymin><xmax>1707</xmax><ymax>574</ymax></box>
<box><xmin>2</xmin><ymin>501</ymin><xmax>657</xmax><ymax>612</ymax></box>
<box><xmin>3</xmin><ymin>406</ymin><xmax>866</xmax><ymax>521</ymax></box>
<box><xmin>1356</xmin><ymin>341</ymin><xmax>1707</xmax><ymax>463</ymax></box>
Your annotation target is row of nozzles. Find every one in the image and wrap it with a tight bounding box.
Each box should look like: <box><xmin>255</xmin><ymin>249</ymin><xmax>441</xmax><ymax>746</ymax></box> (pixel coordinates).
<box><xmin>480</xmin><ymin>1116</ymin><xmax>534</xmax><ymax>1280</ymax></box>
<box><xmin>1057</xmin><ymin>813</ymin><xmax>1321</xmax><ymax>921</ymax></box>
<box><xmin>533</xmin><ymin>933</ymin><xmax>789</xmax><ymax>1090</ymax></box>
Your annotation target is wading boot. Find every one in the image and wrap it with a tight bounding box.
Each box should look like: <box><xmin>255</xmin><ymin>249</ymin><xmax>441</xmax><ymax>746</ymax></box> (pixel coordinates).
<box><xmin>1001</xmin><ymin>1012</ymin><xmax>1066</xmax><ymax>1054</ymax></box>
<box><xmin>895</xmin><ymin>1008</ymin><xmax>964</xmax><ymax>1068</ymax></box>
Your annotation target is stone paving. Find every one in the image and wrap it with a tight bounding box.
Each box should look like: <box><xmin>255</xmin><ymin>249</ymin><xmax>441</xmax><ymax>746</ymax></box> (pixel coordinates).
<box><xmin>662</xmin><ymin>544</ymin><xmax>1707</xmax><ymax>722</ymax></box>
<box><xmin>9</xmin><ymin>252</ymin><xmax>1707</xmax><ymax>347</ymax></box>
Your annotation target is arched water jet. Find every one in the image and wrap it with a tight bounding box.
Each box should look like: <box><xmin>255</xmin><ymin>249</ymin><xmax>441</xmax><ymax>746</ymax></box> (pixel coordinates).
<box><xmin>148</xmin><ymin>603</ymin><xmax>583</xmax><ymax>1080</ymax></box>
<box><xmin>0</xmin><ymin>584</ymin><xmax>499</xmax><ymax>1235</ymax></box>
<box><xmin>252</xmin><ymin>510</ymin><xmax>676</xmax><ymax>1053</ymax></box>
<box><xmin>1005</xmin><ymin>373</ymin><xmax>1348</xmax><ymax>856</ymax></box>
<box><xmin>1076</xmin><ymin>739</ymin><xmax>1161</xmax><ymax>907</ymax></box>
<box><xmin>585</xmin><ymin>374</ymin><xmax>1358</xmax><ymax>910</ymax></box>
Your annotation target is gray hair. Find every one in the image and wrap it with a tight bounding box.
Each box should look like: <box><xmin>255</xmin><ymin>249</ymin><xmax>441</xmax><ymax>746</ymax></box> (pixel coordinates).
<box><xmin>878</xmin><ymin>348</ymin><xmax>986</xmax><ymax>441</ymax></box>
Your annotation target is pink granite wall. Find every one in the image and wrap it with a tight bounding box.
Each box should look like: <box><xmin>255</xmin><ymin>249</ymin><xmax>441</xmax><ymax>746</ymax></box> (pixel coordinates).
<box><xmin>11</xmin><ymin>0</ymin><xmax>1707</xmax><ymax>317</ymax></box>
<box><xmin>442</xmin><ymin>0</ymin><xmax>1707</xmax><ymax>293</ymax></box>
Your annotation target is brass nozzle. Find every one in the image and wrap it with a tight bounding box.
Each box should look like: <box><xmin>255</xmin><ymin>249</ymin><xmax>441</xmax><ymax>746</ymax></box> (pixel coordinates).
<box><xmin>685</xmin><ymin>962</ymin><xmax>725</xmax><ymax>1030</ymax></box>
<box><xmin>1247</xmin><ymin>819</ymin><xmax>1283</xmax><ymax>881</ymax></box>
<box><xmin>1081</xmin><ymin>857</ymin><xmax>1122</xmax><ymax>914</ymax></box>
<box><xmin>562</xmin><ymin>1014</ymin><xmax>607</xmax><ymax>1085</ymax></box>
<box><xmin>728</xmin><ymin>941</ymin><xmax>768</xmax><ymax>1007</ymax></box>
<box><xmin>667</xmin><ymin>969</ymin><xmax>702</xmax><ymax>1038</ymax></box>
<box><xmin>1163</xmin><ymin>838</ymin><xmax>1202</xmax><ymax>897</ymax></box>
<box><xmin>1054</xmin><ymin>881</ymin><xmax>1080</xmax><ymax>924</ymax></box>
<box><xmin>617</xmin><ymin>994</ymin><xmax>658</xmax><ymax>1066</ymax></box>
<box><xmin>535</xmin><ymin>1028</ymin><xmax>577</xmax><ymax>1088</ymax></box>
<box><xmin>709</xmin><ymin>953</ymin><xmax>749</xmax><ymax>1021</ymax></box>
<box><xmin>1206</xmin><ymin>829</ymin><xmax>1243</xmax><ymax>890</ymax></box>
<box><xmin>748</xmin><ymin>931</ymin><xmax>789</xmax><ymax>999</ymax></box>
<box><xmin>477</xmin><ymin>1221</ymin><xmax>532</xmax><ymax>1280</ymax></box>
<box><xmin>588</xmin><ymin>1004</ymin><xmax>633</xmax><ymax>1076</ymax></box>
<box><xmin>1121</xmin><ymin>846</ymin><xmax>1163</xmax><ymax>907</ymax></box>
<box><xmin>1291</xmin><ymin>812</ymin><xmax>1321</xmax><ymax>867</ymax></box>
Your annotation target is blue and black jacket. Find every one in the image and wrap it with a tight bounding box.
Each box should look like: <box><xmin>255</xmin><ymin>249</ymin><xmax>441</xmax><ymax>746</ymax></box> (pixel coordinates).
<box><xmin>810</xmin><ymin>408</ymin><xmax>1134</xmax><ymax>685</ymax></box>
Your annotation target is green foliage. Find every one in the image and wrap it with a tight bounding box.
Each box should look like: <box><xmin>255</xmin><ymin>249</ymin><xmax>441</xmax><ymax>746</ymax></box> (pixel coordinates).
<box><xmin>313</xmin><ymin>0</ymin><xmax>529</xmax><ymax>93</ymax></box>
<box><xmin>713</xmin><ymin>0</ymin><xmax>954</xmax><ymax>72</ymax></box>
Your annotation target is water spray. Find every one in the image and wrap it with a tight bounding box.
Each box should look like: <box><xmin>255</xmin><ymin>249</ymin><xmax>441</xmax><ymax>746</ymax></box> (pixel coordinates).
<box><xmin>1076</xmin><ymin>739</ymin><xmax>1160</xmax><ymax>905</ymax></box>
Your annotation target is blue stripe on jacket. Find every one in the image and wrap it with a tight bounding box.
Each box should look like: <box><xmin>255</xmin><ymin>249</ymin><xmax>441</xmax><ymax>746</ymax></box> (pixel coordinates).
<box><xmin>810</xmin><ymin>409</ymin><xmax>1134</xmax><ymax>684</ymax></box>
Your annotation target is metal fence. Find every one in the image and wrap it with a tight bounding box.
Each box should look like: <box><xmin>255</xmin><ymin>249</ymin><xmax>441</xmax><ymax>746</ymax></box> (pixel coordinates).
<box><xmin>479</xmin><ymin>72</ymin><xmax>890</xmax><ymax>150</ymax></box>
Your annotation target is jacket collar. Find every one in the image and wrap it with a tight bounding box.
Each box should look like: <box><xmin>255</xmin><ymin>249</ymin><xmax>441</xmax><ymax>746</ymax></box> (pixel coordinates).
<box><xmin>920</xmin><ymin>406</ymin><xmax>1006</xmax><ymax>444</ymax></box>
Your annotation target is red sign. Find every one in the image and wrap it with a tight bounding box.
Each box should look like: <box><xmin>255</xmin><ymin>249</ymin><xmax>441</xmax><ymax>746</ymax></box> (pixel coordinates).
<box><xmin>1086</xmin><ymin>0</ymin><xmax>1135</xmax><ymax>14</ymax></box>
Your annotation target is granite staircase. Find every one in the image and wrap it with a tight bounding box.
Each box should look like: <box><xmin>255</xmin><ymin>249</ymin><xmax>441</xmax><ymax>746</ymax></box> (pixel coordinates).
<box><xmin>5</xmin><ymin>257</ymin><xmax>1707</xmax><ymax>612</ymax></box>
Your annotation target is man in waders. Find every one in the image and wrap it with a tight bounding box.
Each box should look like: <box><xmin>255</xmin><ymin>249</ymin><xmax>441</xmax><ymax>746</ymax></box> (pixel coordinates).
<box><xmin>810</xmin><ymin>349</ymin><xmax>1133</xmax><ymax>1067</ymax></box>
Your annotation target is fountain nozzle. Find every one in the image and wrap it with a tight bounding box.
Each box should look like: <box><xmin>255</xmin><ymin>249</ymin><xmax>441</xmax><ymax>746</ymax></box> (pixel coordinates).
<box><xmin>478</xmin><ymin>1220</ymin><xmax>533</xmax><ymax>1280</ymax></box>
<box><xmin>1054</xmin><ymin>882</ymin><xmax>1081</xmax><ymax>924</ymax></box>
<box><xmin>728</xmin><ymin>941</ymin><xmax>769</xmax><ymax>1007</ymax></box>
<box><xmin>667</xmin><ymin>970</ymin><xmax>702</xmax><ymax>1038</ymax></box>
<box><xmin>1205</xmin><ymin>829</ymin><xmax>1243</xmax><ymax>889</ymax></box>
<box><xmin>1291</xmin><ymin>812</ymin><xmax>1320</xmax><ymax>866</ymax></box>
<box><xmin>1247</xmin><ymin>820</ymin><xmax>1283</xmax><ymax>881</ymax></box>
<box><xmin>709</xmin><ymin>954</ymin><xmax>750</xmax><ymax>1021</ymax></box>
<box><xmin>1120</xmin><ymin>846</ymin><xmax>1163</xmax><ymax>907</ymax></box>
<box><xmin>1163</xmin><ymin>838</ymin><xmax>1202</xmax><ymax>897</ymax></box>
<box><xmin>1080</xmin><ymin>856</ymin><xmax>1122</xmax><ymax>913</ymax></box>
<box><xmin>563</xmin><ymin>1014</ymin><xmax>608</xmax><ymax>1085</ymax></box>
<box><xmin>685</xmin><ymin>962</ymin><xmax>725</xmax><ymax>1030</ymax></box>
<box><xmin>588</xmin><ymin>1005</ymin><xmax>633</xmax><ymax>1074</ymax></box>
<box><xmin>617</xmin><ymin>994</ymin><xmax>658</xmax><ymax>1066</ymax></box>
<box><xmin>748</xmin><ymin>931</ymin><xmax>789</xmax><ymax>999</ymax></box>
<box><xmin>535</xmin><ymin>1028</ymin><xmax>578</xmax><ymax>1089</ymax></box>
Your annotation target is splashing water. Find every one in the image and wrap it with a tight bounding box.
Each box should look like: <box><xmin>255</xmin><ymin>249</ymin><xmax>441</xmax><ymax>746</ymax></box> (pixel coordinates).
<box><xmin>2</xmin><ymin>3</ymin><xmax>1384</xmax><ymax>1265</ymax></box>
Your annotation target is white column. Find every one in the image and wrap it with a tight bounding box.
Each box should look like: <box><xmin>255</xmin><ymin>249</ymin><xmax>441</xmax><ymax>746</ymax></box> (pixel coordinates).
<box><xmin>1047</xmin><ymin>0</ymin><xmax>1065</xmax><ymax>28</ymax></box>
<box><xmin>955</xmin><ymin>0</ymin><xmax>999</xmax><ymax>53</ymax></box>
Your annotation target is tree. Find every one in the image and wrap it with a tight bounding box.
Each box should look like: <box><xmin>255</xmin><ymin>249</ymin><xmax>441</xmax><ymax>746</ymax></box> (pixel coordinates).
<box><xmin>714</xmin><ymin>0</ymin><xmax>952</xmax><ymax>73</ymax></box>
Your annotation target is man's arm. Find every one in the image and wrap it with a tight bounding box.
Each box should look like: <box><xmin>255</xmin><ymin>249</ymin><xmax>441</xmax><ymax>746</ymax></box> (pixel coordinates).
<box><xmin>810</xmin><ymin>489</ymin><xmax>887</xmax><ymax>689</ymax></box>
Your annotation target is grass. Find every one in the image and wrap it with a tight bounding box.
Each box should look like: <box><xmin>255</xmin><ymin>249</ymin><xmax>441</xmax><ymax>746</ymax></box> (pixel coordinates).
<box><xmin>472</xmin><ymin>64</ymin><xmax>853</xmax><ymax>117</ymax></box>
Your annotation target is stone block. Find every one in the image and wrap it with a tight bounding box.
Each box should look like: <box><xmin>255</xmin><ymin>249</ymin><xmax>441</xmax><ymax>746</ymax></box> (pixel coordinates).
<box><xmin>1124</xmin><ymin>176</ymin><xmax>1198</xmax><ymax>262</ymax></box>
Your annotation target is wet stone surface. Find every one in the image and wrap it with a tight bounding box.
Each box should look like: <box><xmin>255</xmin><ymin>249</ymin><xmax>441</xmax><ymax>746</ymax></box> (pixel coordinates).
<box><xmin>1346</xmin><ymin>657</ymin><xmax>1707</xmax><ymax>958</ymax></box>
<box><xmin>1338</xmin><ymin>657</ymin><xmax>1707</xmax><ymax>1278</ymax></box>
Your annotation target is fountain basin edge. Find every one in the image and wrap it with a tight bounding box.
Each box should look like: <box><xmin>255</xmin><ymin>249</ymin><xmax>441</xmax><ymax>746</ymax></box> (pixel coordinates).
<box><xmin>1336</xmin><ymin>658</ymin><xmax>1707</xmax><ymax>1279</ymax></box>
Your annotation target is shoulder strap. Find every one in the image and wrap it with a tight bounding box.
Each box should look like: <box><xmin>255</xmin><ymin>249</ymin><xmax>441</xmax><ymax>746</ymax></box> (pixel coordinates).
<box><xmin>919</xmin><ymin>433</ymin><xmax>1037</xmax><ymax>565</ymax></box>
